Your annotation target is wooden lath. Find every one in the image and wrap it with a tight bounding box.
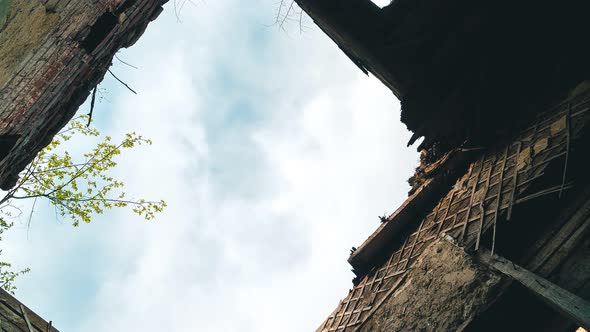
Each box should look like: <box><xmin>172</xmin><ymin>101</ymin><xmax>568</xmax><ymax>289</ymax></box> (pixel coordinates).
<box><xmin>316</xmin><ymin>92</ymin><xmax>590</xmax><ymax>332</ymax></box>
<box><xmin>0</xmin><ymin>287</ymin><xmax>58</xmax><ymax>332</ymax></box>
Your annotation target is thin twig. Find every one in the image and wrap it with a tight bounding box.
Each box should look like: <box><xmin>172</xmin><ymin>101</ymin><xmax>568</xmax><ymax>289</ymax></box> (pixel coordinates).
<box><xmin>279</xmin><ymin>1</ymin><xmax>295</xmax><ymax>29</ymax></box>
<box><xmin>275</xmin><ymin>0</ymin><xmax>286</xmax><ymax>24</ymax></box>
<box><xmin>26</xmin><ymin>197</ymin><xmax>37</xmax><ymax>240</ymax></box>
<box><xmin>41</xmin><ymin>141</ymin><xmax>128</xmax><ymax>197</ymax></box>
<box><xmin>32</xmin><ymin>163</ymin><xmax>86</xmax><ymax>174</ymax></box>
<box><xmin>87</xmin><ymin>87</ymin><xmax>97</xmax><ymax>127</ymax></box>
<box><xmin>114</xmin><ymin>54</ymin><xmax>138</xmax><ymax>69</ymax></box>
<box><xmin>108</xmin><ymin>69</ymin><xmax>137</xmax><ymax>95</ymax></box>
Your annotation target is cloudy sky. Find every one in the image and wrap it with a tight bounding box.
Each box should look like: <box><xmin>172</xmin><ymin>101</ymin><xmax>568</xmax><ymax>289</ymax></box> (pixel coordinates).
<box><xmin>3</xmin><ymin>1</ymin><xmax>419</xmax><ymax>331</ymax></box>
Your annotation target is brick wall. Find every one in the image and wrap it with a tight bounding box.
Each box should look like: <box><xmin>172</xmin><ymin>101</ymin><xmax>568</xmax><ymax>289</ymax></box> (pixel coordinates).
<box><xmin>0</xmin><ymin>0</ymin><xmax>167</xmax><ymax>189</ymax></box>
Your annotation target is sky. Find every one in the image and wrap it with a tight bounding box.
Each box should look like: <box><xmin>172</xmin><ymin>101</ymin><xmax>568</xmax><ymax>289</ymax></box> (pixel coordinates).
<box><xmin>3</xmin><ymin>0</ymin><xmax>418</xmax><ymax>331</ymax></box>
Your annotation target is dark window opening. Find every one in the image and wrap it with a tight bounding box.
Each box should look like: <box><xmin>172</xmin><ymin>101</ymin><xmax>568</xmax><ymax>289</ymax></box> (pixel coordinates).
<box><xmin>80</xmin><ymin>12</ymin><xmax>117</xmax><ymax>53</ymax></box>
<box><xmin>0</xmin><ymin>135</ymin><xmax>19</xmax><ymax>161</ymax></box>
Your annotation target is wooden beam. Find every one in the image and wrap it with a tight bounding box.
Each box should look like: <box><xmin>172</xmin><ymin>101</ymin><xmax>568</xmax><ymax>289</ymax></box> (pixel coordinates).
<box><xmin>478</xmin><ymin>251</ymin><xmax>590</xmax><ymax>330</ymax></box>
<box><xmin>0</xmin><ymin>288</ymin><xmax>59</xmax><ymax>331</ymax></box>
<box><xmin>20</xmin><ymin>304</ymin><xmax>34</xmax><ymax>332</ymax></box>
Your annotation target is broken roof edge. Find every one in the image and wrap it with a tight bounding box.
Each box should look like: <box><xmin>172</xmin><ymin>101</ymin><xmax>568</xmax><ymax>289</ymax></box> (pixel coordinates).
<box><xmin>348</xmin><ymin>80</ymin><xmax>590</xmax><ymax>276</ymax></box>
<box><xmin>348</xmin><ymin>149</ymin><xmax>473</xmax><ymax>275</ymax></box>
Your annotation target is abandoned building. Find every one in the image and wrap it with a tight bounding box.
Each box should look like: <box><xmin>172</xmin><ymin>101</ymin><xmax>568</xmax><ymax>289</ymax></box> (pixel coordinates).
<box><xmin>0</xmin><ymin>0</ymin><xmax>167</xmax><ymax>329</ymax></box>
<box><xmin>294</xmin><ymin>0</ymin><xmax>590</xmax><ymax>331</ymax></box>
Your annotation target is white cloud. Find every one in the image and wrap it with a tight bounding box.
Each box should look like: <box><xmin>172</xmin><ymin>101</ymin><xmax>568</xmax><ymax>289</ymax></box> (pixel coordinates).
<box><xmin>3</xmin><ymin>1</ymin><xmax>418</xmax><ymax>331</ymax></box>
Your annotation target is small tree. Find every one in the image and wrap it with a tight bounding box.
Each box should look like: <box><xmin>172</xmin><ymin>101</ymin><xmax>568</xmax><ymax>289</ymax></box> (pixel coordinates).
<box><xmin>0</xmin><ymin>114</ymin><xmax>166</xmax><ymax>293</ymax></box>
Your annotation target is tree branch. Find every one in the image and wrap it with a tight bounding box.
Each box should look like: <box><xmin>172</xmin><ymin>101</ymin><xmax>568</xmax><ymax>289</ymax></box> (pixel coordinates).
<box><xmin>87</xmin><ymin>87</ymin><xmax>97</xmax><ymax>127</ymax></box>
<box><xmin>108</xmin><ymin>69</ymin><xmax>137</xmax><ymax>95</ymax></box>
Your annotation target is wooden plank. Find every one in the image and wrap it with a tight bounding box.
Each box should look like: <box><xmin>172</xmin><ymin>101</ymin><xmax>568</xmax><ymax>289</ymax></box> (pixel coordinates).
<box><xmin>0</xmin><ymin>301</ymin><xmax>33</xmax><ymax>332</ymax></box>
<box><xmin>475</xmin><ymin>155</ymin><xmax>498</xmax><ymax>250</ymax></box>
<box><xmin>461</xmin><ymin>156</ymin><xmax>485</xmax><ymax>239</ymax></box>
<box><xmin>340</xmin><ymin>277</ymin><xmax>369</xmax><ymax>329</ymax></box>
<box><xmin>19</xmin><ymin>305</ymin><xmax>33</xmax><ymax>332</ymax></box>
<box><xmin>0</xmin><ymin>312</ymin><xmax>25</xmax><ymax>332</ymax></box>
<box><xmin>507</xmin><ymin>141</ymin><xmax>522</xmax><ymax>220</ymax></box>
<box><xmin>434</xmin><ymin>190</ymin><xmax>454</xmax><ymax>236</ymax></box>
<box><xmin>490</xmin><ymin>147</ymin><xmax>509</xmax><ymax>254</ymax></box>
<box><xmin>559</xmin><ymin>103</ymin><xmax>572</xmax><ymax>198</ymax></box>
<box><xmin>0</xmin><ymin>288</ymin><xmax>58</xmax><ymax>332</ymax></box>
<box><xmin>349</xmin><ymin>150</ymin><xmax>471</xmax><ymax>273</ymax></box>
<box><xmin>352</xmin><ymin>274</ymin><xmax>407</xmax><ymax>332</ymax></box>
<box><xmin>478</xmin><ymin>251</ymin><xmax>590</xmax><ymax>330</ymax></box>
<box><xmin>527</xmin><ymin>195</ymin><xmax>590</xmax><ymax>274</ymax></box>
<box><xmin>538</xmin><ymin>214</ymin><xmax>590</xmax><ymax>277</ymax></box>
<box><xmin>404</xmin><ymin>219</ymin><xmax>425</xmax><ymax>269</ymax></box>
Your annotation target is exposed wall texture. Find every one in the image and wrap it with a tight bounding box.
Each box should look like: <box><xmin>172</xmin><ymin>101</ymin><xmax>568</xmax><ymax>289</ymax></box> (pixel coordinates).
<box><xmin>0</xmin><ymin>0</ymin><xmax>167</xmax><ymax>189</ymax></box>
<box><xmin>357</xmin><ymin>240</ymin><xmax>502</xmax><ymax>332</ymax></box>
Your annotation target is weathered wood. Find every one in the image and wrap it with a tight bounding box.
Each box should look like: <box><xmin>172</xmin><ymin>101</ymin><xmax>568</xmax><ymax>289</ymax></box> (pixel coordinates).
<box><xmin>461</xmin><ymin>156</ymin><xmax>485</xmax><ymax>240</ymax></box>
<box><xmin>0</xmin><ymin>312</ymin><xmax>23</xmax><ymax>332</ymax></box>
<box><xmin>507</xmin><ymin>141</ymin><xmax>522</xmax><ymax>220</ymax></box>
<box><xmin>0</xmin><ymin>302</ymin><xmax>33</xmax><ymax>332</ymax></box>
<box><xmin>478</xmin><ymin>251</ymin><xmax>590</xmax><ymax>330</ymax></box>
<box><xmin>435</xmin><ymin>190</ymin><xmax>455</xmax><ymax>236</ymax></box>
<box><xmin>559</xmin><ymin>103</ymin><xmax>572</xmax><ymax>198</ymax></box>
<box><xmin>348</xmin><ymin>150</ymin><xmax>471</xmax><ymax>275</ymax></box>
<box><xmin>490</xmin><ymin>147</ymin><xmax>509</xmax><ymax>254</ymax></box>
<box><xmin>19</xmin><ymin>305</ymin><xmax>33</xmax><ymax>332</ymax></box>
<box><xmin>0</xmin><ymin>287</ymin><xmax>58</xmax><ymax>332</ymax></box>
<box><xmin>539</xmin><ymin>214</ymin><xmax>590</xmax><ymax>277</ymax></box>
<box><xmin>527</xmin><ymin>195</ymin><xmax>590</xmax><ymax>274</ymax></box>
<box><xmin>476</xmin><ymin>155</ymin><xmax>498</xmax><ymax>251</ymax></box>
<box><xmin>352</xmin><ymin>275</ymin><xmax>407</xmax><ymax>332</ymax></box>
<box><xmin>404</xmin><ymin>219</ymin><xmax>425</xmax><ymax>269</ymax></box>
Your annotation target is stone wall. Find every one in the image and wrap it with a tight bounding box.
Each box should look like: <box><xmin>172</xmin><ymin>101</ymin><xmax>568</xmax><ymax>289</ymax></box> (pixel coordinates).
<box><xmin>0</xmin><ymin>0</ymin><xmax>167</xmax><ymax>189</ymax></box>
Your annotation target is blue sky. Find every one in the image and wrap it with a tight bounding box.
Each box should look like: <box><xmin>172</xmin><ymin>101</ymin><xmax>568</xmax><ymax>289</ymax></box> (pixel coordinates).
<box><xmin>3</xmin><ymin>1</ymin><xmax>417</xmax><ymax>331</ymax></box>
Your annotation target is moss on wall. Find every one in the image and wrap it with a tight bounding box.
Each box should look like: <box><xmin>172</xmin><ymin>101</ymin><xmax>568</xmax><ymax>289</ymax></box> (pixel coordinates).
<box><xmin>0</xmin><ymin>0</ymin><xmax>59</xmax><ymax>88</ymax></box>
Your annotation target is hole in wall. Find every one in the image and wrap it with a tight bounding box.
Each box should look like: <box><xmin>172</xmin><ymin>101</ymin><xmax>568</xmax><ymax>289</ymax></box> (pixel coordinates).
<box><xmin>80</xmin><ymin>12</ymin><xmax>117</xmax><ymax>53</ymax></box>
<box><xmin>0</xmin><ymin>134</ymin><xmax>19</xmax><ymax>161</ymax></box>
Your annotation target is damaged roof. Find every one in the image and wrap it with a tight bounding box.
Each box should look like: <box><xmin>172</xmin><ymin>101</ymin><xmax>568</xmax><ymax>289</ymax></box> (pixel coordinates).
<box><xmin>296</xmin><ymin>0</ymin><xmax>590</xmax><ymax>151</ymax></box>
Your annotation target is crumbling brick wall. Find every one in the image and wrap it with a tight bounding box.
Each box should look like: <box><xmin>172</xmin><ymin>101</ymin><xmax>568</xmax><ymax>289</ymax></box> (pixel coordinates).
<box><xmin>0</xmin><ymin>0</ymin><xmax>167</xmax><ymax>189</ymax></box>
